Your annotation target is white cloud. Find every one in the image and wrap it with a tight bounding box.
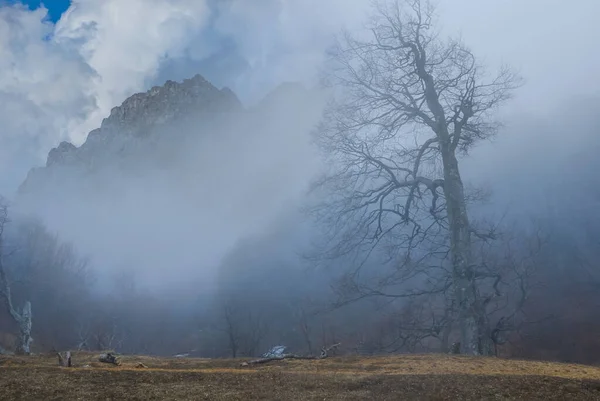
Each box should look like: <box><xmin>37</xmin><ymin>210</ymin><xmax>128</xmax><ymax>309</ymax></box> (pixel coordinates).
<box><xmin>210</xmin><ymin>0</ymin><xmax>369</xmax><ymax>100</ymax></box>
<box><xmin>0</xmin><ymin>0</ymin><xmax>367</xmax><ymax>195</ymax></box>
<box><xmin>0</xmin><ymin>0</ymin><xmax>211</xmax><ymax>196</ymax></box>
<box><xmin>0</xmin><ymin>0</ymin><xmax>367</xmax><ymax>289</ymax></box>
<box><xmin>54</xmin><ymin>0</ymin><xmax>211</xmax><ymax>142</ymax></box>
<box><xmin>0</xmin><ymin>4</ymin><xmax>95</xmax><ymax>194</ymax></box>
<box><xmin>3</xmin><ymin>0</ymin><xmax>600</xmax><ymax>195</ymax></box>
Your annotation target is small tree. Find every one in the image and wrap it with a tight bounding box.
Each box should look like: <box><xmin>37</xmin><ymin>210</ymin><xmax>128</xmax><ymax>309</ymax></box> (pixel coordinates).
<box><xmin>314</xmin><ymin>0</ymin><xmax>520</xmax><ymax>355</ymax></box>
<box><xmin>0</xmin><ymin>199</ymin><xmax>33</xmax><ymax>354</ymax></box>
<box><xmin>222</xmin><ymin>303</ymin><xmax>240</xmax><ymax>358</ymax></box>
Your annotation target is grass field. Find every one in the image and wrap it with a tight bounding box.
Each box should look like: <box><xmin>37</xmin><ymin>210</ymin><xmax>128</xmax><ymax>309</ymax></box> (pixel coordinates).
<box><xmin>1</xmin><ymin>352</ymin><xmax>600</xmax><ymax>400</ymax></box>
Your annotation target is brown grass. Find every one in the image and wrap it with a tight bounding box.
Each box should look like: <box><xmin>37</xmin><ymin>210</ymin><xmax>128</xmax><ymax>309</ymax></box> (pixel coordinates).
<box><xmin>1</xmin><ymin>352</ymin><xmax>600</xmax><ymax>400</ymax></box>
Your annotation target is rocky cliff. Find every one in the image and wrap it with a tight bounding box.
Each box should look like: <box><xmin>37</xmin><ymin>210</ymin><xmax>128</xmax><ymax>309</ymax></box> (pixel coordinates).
<box><xmin>19</xmin><ymin>74</ymin><xmax>244</xmax><ymax>194</ymax></box>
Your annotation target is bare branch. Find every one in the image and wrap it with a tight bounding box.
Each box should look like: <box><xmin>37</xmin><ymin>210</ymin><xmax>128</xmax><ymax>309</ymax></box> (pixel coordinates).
<box><xmin>312</xmin><ymin>0</ymin><xmax>520</xmax><ymax>356</ymax></box>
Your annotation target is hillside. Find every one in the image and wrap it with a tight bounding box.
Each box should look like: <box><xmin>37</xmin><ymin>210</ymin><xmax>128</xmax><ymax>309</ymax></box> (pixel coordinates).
<box><xmin>1</xmin><ymin>353</ymin><xmax>600</xmax><ymax>400</ymax></box>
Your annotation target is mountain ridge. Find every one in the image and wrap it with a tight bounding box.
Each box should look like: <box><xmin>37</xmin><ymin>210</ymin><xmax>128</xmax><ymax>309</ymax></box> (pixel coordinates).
<box><xmin>46</xmin><ymin>74</ymin><xmax>242</xmax><ymax>168</ymax></box>
<box><xmin>18</xmin><ymin>74</ymin><xmax>254</xmax><ymax>195</ymax></box>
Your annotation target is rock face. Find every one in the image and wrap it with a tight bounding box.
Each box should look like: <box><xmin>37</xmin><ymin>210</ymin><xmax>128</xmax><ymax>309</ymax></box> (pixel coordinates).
<box><xmin>46</xmin><ymin>142</ymin><xmax>78</xmax><ymax>167</ymax></box>
<box><xmin>93</xmin><ymin>74</ymin><xmax>241</xmax><ymax>139</ymax></box>
<box><xmin>19</xmin><ymin>74</ymin><xmax>243</xmax><ymax>194</ymax></box>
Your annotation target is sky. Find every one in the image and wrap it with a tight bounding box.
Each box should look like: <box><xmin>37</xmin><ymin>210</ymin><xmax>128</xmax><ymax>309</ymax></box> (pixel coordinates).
<box><xmin>1</xmin><ymin>0</ymin><xmax>600</xmax><ymax>196</ymax></box>
<box><xmin>6</xmin><ymin>0</ymin><xmax>70</xmax><ymax>21</ymax></box>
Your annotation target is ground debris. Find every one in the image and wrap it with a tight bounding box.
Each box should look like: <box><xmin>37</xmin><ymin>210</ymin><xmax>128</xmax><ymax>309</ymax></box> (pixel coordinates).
<box><xmin>242</xmin><ymin>343</ymin><xmax>341</xmax><ymax>366</ymax></box>
<box><xmin>99</xmin><ymin>353</ymin><xmax>121</xmax><ymax>366</ymax></box>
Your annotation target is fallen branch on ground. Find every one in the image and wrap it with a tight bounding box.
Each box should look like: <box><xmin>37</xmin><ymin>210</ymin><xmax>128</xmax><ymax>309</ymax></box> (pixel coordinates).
<box><xmin>241</xmin><ymin>343</ymin><xmax>341</xmax><ymax>367</ymax></box>
<box><xmin>99</xmin><ymin>353</ymin><xmax>121</xmax><ymax>366</ymax></box>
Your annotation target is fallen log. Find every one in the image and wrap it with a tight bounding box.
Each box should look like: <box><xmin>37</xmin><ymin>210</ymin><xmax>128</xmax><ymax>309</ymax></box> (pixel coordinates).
<box><xmin>99</xmin><ymin>353</ymin><xmax>121</xmax><ymax>366</ymax></box>
<box><xmin>241</xmin><ymin>343</ymin><xmax>341</xmax><ymax>367</ymax></box>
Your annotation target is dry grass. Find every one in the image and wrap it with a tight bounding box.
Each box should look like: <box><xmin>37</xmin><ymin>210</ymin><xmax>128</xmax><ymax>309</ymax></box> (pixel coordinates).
<box><xmin>1</xmin><ymin>352</ymin><xmax>600</xmax><ymax>400</ymax></box>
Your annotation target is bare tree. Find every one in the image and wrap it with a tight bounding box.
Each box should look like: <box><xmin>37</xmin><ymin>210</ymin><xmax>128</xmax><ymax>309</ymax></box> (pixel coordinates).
<box><xmin>76</xmin><ymin>320</ymin><xmax>90</xmax><ymax>351</ymax></box>
<box><xmin>296</xmin><ymin>306</ymin><xmax>314</xmax><ymax>355</ymax></box>
<box><xmin>314</xmin><ymin>0</ymin><xmax>520</xmax><ymax>355</ymax></box>
<box><xmin>220</xmin><ymin>302</ymin><xmax>269</xmax><ymax>358</ymax></box>
<box><xmin>91</xmin><ymin>314</ymin><xmax>127</xmax><ymax>352</ymax></box>
<box><xmin>222</xmin><ymin>303</ymin><xmax>240</xmax><ymax>358</ymax></box>
<box><xmin>0</xmin><ymin>199</ymin><xmax>33</xmax><ymax>355</ymax></box>
<box><xmin>239</xmin><ymin>311</ymin><xmax>269</xmax><ymax>357</ymax></box>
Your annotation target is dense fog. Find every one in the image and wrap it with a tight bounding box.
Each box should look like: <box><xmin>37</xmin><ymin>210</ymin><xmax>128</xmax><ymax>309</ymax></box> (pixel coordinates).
<box><xmin>1</xmin><ymin>0</ymin><xmax>600</xmax><ymax>362</ymax></box>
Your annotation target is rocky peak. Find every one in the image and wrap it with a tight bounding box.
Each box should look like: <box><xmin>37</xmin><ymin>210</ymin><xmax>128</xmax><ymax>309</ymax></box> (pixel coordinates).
<box><xmin>99</xmin><ymin>74</ymin><xmax>242</xmax><ymax>135</ymax></box>
<box><xmin>15</xmin><ymin>73</ymin><xmax>247</xmax><ymax>197</ymax></box>
<box><xmin>46</xmin><ymin>141</ymin><xmax>77</xmax><ymax>167</ymax></box>
<box><xmin>21</xmin><ymin>75</ymin><xmax>313</xmax><ymax>199</ymax></box>
<box><xmin>40</xmin><ymin>74</ymin><xmax>242</xmax><ymax>169</ymax></box>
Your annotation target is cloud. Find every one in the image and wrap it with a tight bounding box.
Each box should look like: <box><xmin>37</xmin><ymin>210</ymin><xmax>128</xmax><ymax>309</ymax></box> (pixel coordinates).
<box><xmin>0</xmin><ymin>4</ymin><xmax>95</xmax><ymax>194</ymax></box>
<box><xmin>0</xmin><ymin>0</ymin><xmax>369</xmax><ymax>291</ymax></box>
<box><xmin>0</xmin><ymin>0</ymin><xmax>370</xmax><ymax>196</ymax></box>
<box><xmin>0</xmin><ymin>0</ymin><xmax>211</xmax><ymax>195</ymax></box>
<box><xmin>207</xmin><ymin>0</ymin><xmax>369</xmax><ymax>101</ymax></box>
<box><xmin>3</xmin><ymin>0</ymin><xmax>600</xmax><ymax>195</ymax></box>
<box><xmin>54</xmin><ymin>0</ymin><xmax>211</xmax><ymax>142</ymax></box>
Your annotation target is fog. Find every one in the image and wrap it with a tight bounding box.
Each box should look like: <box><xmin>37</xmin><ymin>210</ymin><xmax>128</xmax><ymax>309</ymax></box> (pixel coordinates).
<box><xmin>1</xmin><ymin>0</ymin><xmax>600</xmax><ymax>360</ymax></box>
<box><xmin>13</xmin><ymin>81</ymin><xmax>325</xmax><ymax>294</ymax></box>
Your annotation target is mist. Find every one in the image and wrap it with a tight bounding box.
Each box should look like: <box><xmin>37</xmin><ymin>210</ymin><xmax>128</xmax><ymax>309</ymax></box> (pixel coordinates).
<box><xmin>15</xmin><ymin>80</ymin><xmax>325</xmax><ymax>294</ymax></box>
<box><xmin>1</xmin><ymin>0</ymin><xmax>600</xmax><ymax>361</ymax></box>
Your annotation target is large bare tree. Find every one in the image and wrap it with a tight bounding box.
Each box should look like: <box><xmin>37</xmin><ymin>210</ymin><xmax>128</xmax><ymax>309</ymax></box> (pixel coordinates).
<box><xmin>313</xmin><ymin>0</ymin><xmax>520</xmax><ymax>355</ymax></box>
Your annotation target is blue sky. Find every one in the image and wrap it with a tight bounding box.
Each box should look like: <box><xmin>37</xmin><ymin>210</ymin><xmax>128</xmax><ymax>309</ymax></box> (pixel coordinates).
<box><xmin>8</xmin><ymin>0</ymin><xmax>70</xmax><ymax>21</ymax></box>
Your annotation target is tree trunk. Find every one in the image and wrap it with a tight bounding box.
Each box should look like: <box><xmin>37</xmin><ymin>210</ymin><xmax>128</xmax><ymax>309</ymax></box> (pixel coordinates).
<box><xmin>1</xmin><ymin>264</ymin><xmax>33</xmax><ymax>355</ymax></box>
<box><xmin>15</xmin><ymin>302</ymin><xmax>32</xmax><ymax>355</ymax></box>
<box><xmin>58</xmin><ymin>351</ymin><xmax>72</xmax><ymax>367</ymax></box>
<box><xmin>441</xmin><ymin>146</ymin><xmax>490</xmax><ymax>355</ymax></box>
<box><xmin>229</xmin><ymin>333</ymin><xmax>238</xmax><ymax>358</ymax></box>
<box><xmin>441</xmin><ymin>320</ymin><xmax>452</xmax><ymax>353</ymax></box>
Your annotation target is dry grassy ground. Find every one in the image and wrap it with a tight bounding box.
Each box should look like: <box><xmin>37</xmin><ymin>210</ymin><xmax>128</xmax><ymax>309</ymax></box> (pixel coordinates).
<box><xmin>1</xmin><ymin>352</ymin><xmax>600</xmax><ymax>400</ymax></box>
